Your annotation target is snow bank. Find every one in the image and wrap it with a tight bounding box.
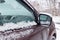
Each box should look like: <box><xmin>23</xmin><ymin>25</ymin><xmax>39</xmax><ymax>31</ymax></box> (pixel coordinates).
<box><xmin>53</xmin><ymin>16</ymin><xmax>60</xmax><ymax>40</ymax></box>
<box><xmin>53</xmin><ymin>16</ymin><xmax>60</xmax><ymax>29</ymax></box>
<box><xmin>0</xmin><ymin>21</ymin><xmax>37</xmax><ymax>31</ymax></box>
<box><xmin>53</xmin><ymin>16</ymin><xmax>60</xmax><ymax>23</ymax></box>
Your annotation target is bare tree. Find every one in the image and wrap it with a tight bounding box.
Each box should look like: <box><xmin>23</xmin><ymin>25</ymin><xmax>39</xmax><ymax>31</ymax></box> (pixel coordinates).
<box><xmin>49</xmin><ymin>0</ymin><xmax>57</xmax><ymax>16</ymax></box>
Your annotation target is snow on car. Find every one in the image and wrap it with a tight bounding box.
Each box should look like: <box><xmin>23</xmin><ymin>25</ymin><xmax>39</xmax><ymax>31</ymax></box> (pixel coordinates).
<box><xmin>0</xmin><ymin>21</ymin><xmax>36</xmax><ymax>40</ymax></box>
<box><xmin>0</xmin><ymin>0</ymin><xmax>56</xmax><ymax>40</ymax></box>
<box><xmin>0</xmin><ymin>21</ymin><xmax>37</xmax><ymax>31</ymax></box>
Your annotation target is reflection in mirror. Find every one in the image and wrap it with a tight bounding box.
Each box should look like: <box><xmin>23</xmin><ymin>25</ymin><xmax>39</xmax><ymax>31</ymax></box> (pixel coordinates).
<box><xmin>39</xmin><ymin>14</ymin><xmax>52</xmax><ymax>27</ymax></box>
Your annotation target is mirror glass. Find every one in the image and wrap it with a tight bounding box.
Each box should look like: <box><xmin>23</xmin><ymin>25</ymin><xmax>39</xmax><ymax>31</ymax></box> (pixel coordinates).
<box><xmin>39</xmin><ymin>14</ymin><xmax>52</xmax><ymax>27</ymax></box>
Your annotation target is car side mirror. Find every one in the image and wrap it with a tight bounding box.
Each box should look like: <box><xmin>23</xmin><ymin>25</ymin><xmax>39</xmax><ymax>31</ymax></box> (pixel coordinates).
<box><xmin>38</xmin><ymin>14</ymin><xmax>52</xmax><ymax>27</ymax></box>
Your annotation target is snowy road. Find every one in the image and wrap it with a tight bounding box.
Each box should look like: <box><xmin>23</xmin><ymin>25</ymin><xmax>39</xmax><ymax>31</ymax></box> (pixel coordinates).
<box><xmin>53</xmin><ymin>16</ymin><xmax>60</xmax><ymax>40</ymax></box>
<box><xmin>55</xmin><ymin>23</ymin><xmax>60</xmax><ymax>40</ymax></box>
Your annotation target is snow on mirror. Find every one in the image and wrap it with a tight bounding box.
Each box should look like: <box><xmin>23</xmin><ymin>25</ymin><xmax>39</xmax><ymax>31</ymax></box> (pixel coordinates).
<box><xmin>39</xmin><ymin>14</ymin><xmax>52</xmax><ymax>27</ymax></box>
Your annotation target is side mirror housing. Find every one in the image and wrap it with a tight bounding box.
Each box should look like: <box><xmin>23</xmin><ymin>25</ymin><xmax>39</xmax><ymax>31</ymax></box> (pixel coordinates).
<box><xmin>38</xmin><ymin>14</ymin><xmax>52</xmax><ymax>27</ymax></box>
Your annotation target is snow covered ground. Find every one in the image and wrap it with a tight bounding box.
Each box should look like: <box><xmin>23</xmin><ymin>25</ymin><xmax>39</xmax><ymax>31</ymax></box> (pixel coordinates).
<box><xmin>55</xmin><ymin>24</ymin><xmax>60</xmax><ymax>40</ymax></box>
<box><xmin>53</xmin><ymin>16</ymin><xmax>60</xmax><ymax>40</ymax></box>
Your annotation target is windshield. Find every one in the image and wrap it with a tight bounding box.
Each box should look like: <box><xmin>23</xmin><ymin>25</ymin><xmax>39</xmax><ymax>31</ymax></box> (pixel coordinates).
<box><xmin>0</xmin><ymin>0</ymin><xmax>35</xmax><ymax>24</ymax></box>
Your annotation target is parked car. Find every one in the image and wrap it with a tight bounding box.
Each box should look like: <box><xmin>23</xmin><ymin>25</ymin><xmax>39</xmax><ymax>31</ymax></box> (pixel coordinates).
<box><xmin>0</xmin><ymin>0</ymin><xmax>56</xmax><ymax>40</ymax></box>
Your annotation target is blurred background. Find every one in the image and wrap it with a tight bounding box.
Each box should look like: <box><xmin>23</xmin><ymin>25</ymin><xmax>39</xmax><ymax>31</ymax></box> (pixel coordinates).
<box><xmin>27</xmin><ymin>0</ymin><xmax>60</xmax><ymax>40</ymax></box>
<box><xmin>27</xmin><ymin>0</ymin><xmax>60</xmax><ymax>16</ymax></box>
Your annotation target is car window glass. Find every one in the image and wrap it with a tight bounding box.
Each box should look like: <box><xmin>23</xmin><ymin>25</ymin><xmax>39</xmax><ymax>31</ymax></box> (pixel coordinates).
<box><xmin>0</xmin><ymin>0</ymin><xmax>35</xmax><ymax>23</ymax></box>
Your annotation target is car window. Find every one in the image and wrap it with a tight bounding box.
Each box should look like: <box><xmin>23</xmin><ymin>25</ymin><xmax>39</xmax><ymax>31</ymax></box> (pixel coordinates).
<box><xmin>0</xmin><ymin>0</ymin><xmax>35</xmax><ymax>23</ymax></box>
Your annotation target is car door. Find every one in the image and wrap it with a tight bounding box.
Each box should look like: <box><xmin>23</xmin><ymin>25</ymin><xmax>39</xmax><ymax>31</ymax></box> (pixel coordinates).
<box><xmin>0</xmin><ymin>0</ymin><xmax>39</xmax><ymax>40</ymax></box>
<box><xmin>29</xmin><ymin>13</ymin><xmax>52</xmax><ymax>40</ymax></box>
